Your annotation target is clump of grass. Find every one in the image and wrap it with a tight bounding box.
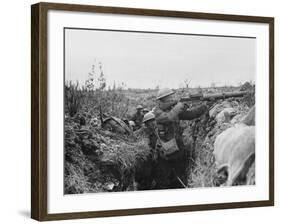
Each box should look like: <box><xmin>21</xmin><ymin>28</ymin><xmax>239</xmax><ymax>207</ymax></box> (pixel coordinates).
<box><xmin>242</xmin><ymin>91</ymin><xmax>255</xmax><ymax>108</ymax></box>
<box><xmin>65</xmin><ymin>81</ymin><xmax>84</xmax><ymax>117</ymax></box>
<box><xmin>100</xmin><ymin>137</ymin><xmax>151</xmax><ymax>173</ymax></box>
<box><xmin>96</xmin><ymin>136</ymin><xmax>151</xmax><ymax>191</ymax></box>
<box><xmin>64</xmin><ymin>162</ymin><xmax>91</xmax><ymax>194</ymax></box>
<box><xmin>189</xmin><ymin>146</ymin><xmax>217</xmax><ymax>188</ymax></box>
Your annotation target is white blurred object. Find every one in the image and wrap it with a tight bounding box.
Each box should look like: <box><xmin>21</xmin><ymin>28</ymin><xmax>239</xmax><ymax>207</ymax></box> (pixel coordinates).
<box><xmin>129</xmin><ymin>120</ymin><xmax>135</xmax><ymax>127</ymax></box>
<box><xmin>215</xmin><ymin>108</ymin><xmax>236</xmax><ymax>123</ymax></box>
<box><xmin>209</xmin><ymin>101</ymin><xmax>232</xmax><ymax>118</ymax></box>
<box><xmin>214</xmin><ymin>106</ymin><xmax>256</xmax><ymax>186</ymax></box>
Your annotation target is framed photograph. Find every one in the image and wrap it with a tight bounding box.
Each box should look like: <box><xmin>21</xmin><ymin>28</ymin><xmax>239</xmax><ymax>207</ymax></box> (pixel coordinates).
<box><xmin>31</xmin><ymin>2</ymin><xmax>274</xmax><ymax>221</ymax></box>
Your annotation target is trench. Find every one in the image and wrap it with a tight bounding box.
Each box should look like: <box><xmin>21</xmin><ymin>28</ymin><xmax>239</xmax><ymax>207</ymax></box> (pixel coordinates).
<box><xmin>97</xmin><ymin>113</ymin><xmax>214</xmax><ymax>191</ymax></box>
<box><xmin>65</xmin><ymin>95</ymin><xmax>255</xmax><ymax>194</ymax></box>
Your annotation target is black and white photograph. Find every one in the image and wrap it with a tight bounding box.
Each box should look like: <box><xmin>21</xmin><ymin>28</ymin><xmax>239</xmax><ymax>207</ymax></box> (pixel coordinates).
<box><xmin>64</xmin><ymin>28</ymin><xmax>256</xmax><ymax>194</ymax></box>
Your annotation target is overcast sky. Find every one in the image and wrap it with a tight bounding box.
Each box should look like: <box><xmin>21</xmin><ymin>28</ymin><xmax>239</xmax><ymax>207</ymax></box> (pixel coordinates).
<box><xmin>65</xmin><ymin>28</ymin><xmax>256</xmax><ymax>89</ymax></box>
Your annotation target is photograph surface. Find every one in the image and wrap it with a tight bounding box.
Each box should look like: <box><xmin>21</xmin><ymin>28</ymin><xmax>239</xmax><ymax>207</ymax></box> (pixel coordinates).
<box><xmin>64</xmin><ymin>28</ymin><xmax>256</xmax><ymax>194</ymax></box>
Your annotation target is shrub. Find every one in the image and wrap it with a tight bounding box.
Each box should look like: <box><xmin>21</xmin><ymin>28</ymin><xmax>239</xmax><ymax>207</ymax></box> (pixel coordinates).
<box><xmin>65</xmin><ymin>81</ymin><xmax>84</xmax><ymax>117</ymax></box>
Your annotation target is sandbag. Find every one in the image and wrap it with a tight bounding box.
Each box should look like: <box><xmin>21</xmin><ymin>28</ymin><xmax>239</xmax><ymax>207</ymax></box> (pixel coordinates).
<box><xmin>214</xmin><ymin>125</ymin><xmax>255</xmax><ymax>186</ymax></box>
<box><xmin>209</xmin><ymin>101</ymin><xmax>232</xmax><ymax>118</ymax></box>
<box><xmin>215</xmin><ymin>108</ymin><xmax>236</xmax><ymax>123</ymax></box>
<box><xmin>241</xmin><ymin>105</ymin><xmax>255</xmax><ymax>126</ymax></box>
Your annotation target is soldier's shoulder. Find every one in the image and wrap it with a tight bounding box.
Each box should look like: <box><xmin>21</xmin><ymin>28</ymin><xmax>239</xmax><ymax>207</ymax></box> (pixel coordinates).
<box><xmin>153</xmin><ymin>106</ymin><xmax>163</xmax><ymax>116</ymax></box>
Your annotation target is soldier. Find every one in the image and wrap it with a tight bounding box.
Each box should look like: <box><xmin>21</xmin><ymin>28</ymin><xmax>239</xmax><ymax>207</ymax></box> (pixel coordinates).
<box><xmin>151</xmin><ymin>88</ymin><xmax>208</xmax><ymax>189</ymax></box>
<box><xmin>143</xmin><ymin>108</ymin><xmax>149</xmax><ymax>115</ymax></box>
<box><xmin>131</xmin><ymin>105</ymin><xmax>144</xmax><ymax>130</ymax></box>
<box><xmin>134</xmin><ymin>112</ymin><xmax>159</xmax><ymax>189</ymax></box>
<box><xmin>135</xmin><ymin>112</ymin><xmax>158</xmax><ymax>153</ymax></box>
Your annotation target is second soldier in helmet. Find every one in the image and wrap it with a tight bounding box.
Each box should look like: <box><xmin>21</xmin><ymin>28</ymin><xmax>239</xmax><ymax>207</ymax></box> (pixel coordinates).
<box><xmin>130</xmin><ymin>105</ymin><xmax>144</xmax><ymax>131</ymax></box>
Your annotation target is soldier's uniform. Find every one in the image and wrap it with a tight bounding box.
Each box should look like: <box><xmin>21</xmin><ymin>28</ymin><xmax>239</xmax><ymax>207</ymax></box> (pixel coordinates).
<box><xmin>131</xmin><ymin>106</ymin><xmax>144</xmax><ymax>130</ymax></box>
<box><xmin>135</xmin><ymin>112</ymin><xmax>159</xmax><ymax>161</ymax></box>
<box><xmin>152</xmin><ymin>99</ymin><xmax>208</xmax><ymax>189</ymax></box>
<box><xmin>131</xmin><ymin>112</ymin><xmax>144</xmax><ymax>130</ymax></box>
<box><xmin>134</xmin><ymin>112</ymin><xmax>159</xmax><ymax>190</ymax></box>
<box><xmin>135</xmin><ymin>126</ymin><xmax>158</xmax><ymax>150</ymax></box>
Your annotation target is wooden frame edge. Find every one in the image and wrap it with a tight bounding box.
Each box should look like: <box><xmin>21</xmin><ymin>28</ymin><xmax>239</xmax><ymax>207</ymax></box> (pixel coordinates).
<box><xmin>37</xmin><ymin>2</ymin><xmax>274</xmax><ymax>23</ymax></box>
<box><xmin>31</xmin><ymin>3</ymin><xmax>48</xmax><ymax>221</ymax></box>
<box><xmin>31</xmin><ymin>3</ymin><xmax>41</xmax><ymax>220</ymax></box>
<box><xmin>41</xmin><ymin>200</ymin><xmax>273</xmax><ymax>221</ymax></box>
<box><xmin>31</xmin><ymin>2</ymin><xmax>274</xmax><ymax>221</ymax></box>
<box><xmin>269</xmin><ymin>18</ymin><xmax>274</xmax><ymax>205</ymax></box>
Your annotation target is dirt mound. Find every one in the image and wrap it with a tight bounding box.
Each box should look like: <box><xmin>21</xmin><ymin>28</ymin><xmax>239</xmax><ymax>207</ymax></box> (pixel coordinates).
<box><xmin>239</xmin><ymin>81</ymin><xmax>254</xmax><ymax>91</ymax></box>
<box><xmin>64</xmin><ymin>117</ymin><xmax>151</xmax><ymax>194</ymax></box>
<box><xmin>184</xmin><ymin>96</ymin><xmax>255</xmax><ymax>188</ymax></box>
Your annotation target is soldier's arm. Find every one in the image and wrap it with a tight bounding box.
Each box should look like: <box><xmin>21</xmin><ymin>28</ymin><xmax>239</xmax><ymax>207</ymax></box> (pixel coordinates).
<box><xmin>178</xmin><ymin>104</ymin><xmax>208</xmax><ymax>120</ymax></box>
<box><xmin>155</xmin><ymin>102</ymin><xmax>185</xmax><ymax>122</ymax></box>
<box><xmin>134</xmin><ymin>127</ymin><xmax>146</xmax><ymax>138</ymax></box>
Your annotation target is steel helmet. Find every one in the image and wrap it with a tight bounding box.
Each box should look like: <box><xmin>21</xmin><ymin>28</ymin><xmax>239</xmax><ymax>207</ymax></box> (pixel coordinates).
<box><xmin>143</xmin><ymin>112</ymin><xmax>155</xmax><ymax>123</ymax></box>
<box><xmin>143</xmin><ymin>108</ymin><xmax>149</xmax><ymax>112</ymax></box>
<box><xmin>137</xmin><ymin>105</ymin><xmax>143</xmax><ymax>109</ymax></box>
<box><xmin>156</xmin><ymin>88</ymin><xmax>174</xmax><ymax>100</ymax></box>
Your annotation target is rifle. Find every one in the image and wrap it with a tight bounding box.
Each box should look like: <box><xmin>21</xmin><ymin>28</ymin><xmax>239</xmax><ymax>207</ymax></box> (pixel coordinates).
<box><xmin>179</xmin><ymin>90</ymin><xmax>251</xmax><ymax>103</ymax></box>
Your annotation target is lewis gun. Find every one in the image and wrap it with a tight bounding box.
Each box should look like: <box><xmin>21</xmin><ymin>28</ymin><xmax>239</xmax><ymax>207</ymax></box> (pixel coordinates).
<box><xmin>179</xmin><ymin>90</ymin><xmax>252</xmax><ymax>103</ymax></box>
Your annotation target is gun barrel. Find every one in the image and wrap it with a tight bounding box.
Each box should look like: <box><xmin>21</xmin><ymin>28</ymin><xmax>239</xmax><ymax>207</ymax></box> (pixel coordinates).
<box><xmin>203</xmin><ymin>91</ymin><xmax>250</xmax><ymax>101</ymax></box>
<box><xmin>180</xmin><ymin>90</ymin><xmax>251</xmax><ymax>102</ymax></box>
